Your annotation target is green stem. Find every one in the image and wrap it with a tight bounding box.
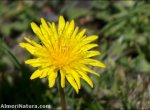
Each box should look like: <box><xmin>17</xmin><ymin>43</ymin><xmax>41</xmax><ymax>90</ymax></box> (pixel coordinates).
<box><xmin>58</xmin><ymin>75</ymin><xmax>67</xmax><ymax>110</ymax></box>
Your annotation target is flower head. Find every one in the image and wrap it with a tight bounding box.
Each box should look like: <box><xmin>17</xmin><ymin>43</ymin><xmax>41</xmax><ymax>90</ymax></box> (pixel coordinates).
<box><xmin>19</xmin><ymin>16</ymin><xmax>105</xmax><ymax>93</ymax></box>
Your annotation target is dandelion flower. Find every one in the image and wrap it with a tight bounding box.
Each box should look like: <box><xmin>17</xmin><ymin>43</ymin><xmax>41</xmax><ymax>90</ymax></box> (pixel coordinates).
<box><xmin>19</xmin><ymin>16</ymin><xmax>106</xmax><ymax>93</ymax></box>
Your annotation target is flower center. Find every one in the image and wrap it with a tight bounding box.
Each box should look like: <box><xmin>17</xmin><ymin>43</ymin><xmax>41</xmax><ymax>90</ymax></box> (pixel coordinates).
<box><xmin>50</xmin><ymin>43</ymin><xmax>73</xmax><ymax>68</ymax></box>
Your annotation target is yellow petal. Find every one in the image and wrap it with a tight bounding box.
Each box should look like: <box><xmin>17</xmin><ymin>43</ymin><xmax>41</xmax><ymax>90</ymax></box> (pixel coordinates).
<box><xmin>81</xmin><ymin>44</ymin><xmax>98</xmax><ymax>51</ymax></box>
<box><xmin>48</xmin><ymin>71</ymin><xmax>58</xmax><ymax>88</ymax></box>
<box><xmin>40</xmin><ymin>68</ymin><xmax>50</xmax><ymax>78</ymax></box>
<box><xmin>66</xmin><ymin>74</ymin><xmax>79</xmax><ymax>93</ymax></box>
<box><xmin>71</xmin><ymin>26</ymin><xmax>79</xmax><ymax>39</ymax></box>
<box><xmin>40</xmin><ymin>25</ymin><xmax>56</xmax><ymax>51</ymax></box>
<box><xmin>31</xmin><ymin>22</ymin><xmax>42</xmax><ymax>39</ymax></box>
<box><xmin>30</xmin><ymin>69</ymin><xmax>42</xmax><ymax>80</ymax></box>
<box><xmin>58</xmin><ymin>16</ymin><xmax>65</xmax><ymax>35</ymax></box>
<box><xmin>24</xmin><ymin>37</ymin><xmax>41</xmax><ymax>48</ymax></box>
<box><xmin>69</xmin><ymin>69</ymin><xmax>81</xmax><ymax>89</ymax></box>
<box><xmin>81</xmin><ymin>59</ymin><xmax>106</xmax><ymax>68</ymax></box>
<box><xmin>41</xmin><ymin>18</ymin><xmax>51</xmax><ymax>35</ymax></box>
<box><xmin>25</xmin><ymin>59</ymin><xmax>41</xmax><ymax>67</ymax></box>
<box><xmin>41</xmin><ymin>18</ymin><xmax>47</xmax><ymax>26</ymax></box>
<box><xmin>62</xmin><ymin>21</ymin><xmax>69</xmax><ymax>35</ymax></box>
<box><xmin>40</xmin><ymin>25</ymin><xmax>50</xmax><ymax>44</ymax></box>
<box><xmin>77</xmin><ymin>70</ymin><xmax>93</xmax><ymax>88</ymax></box>
<box><xmin>85</xmin><ymin>51</ymin><xmax>101</xmax><ymax>58</ymax></box>
<box><xmin>25</xmin><ymin>58</ymin><xmax>48</xmax><ymax>67</ymax></box>
<box><xmin>64</xmin><ymin>20</ymin><xmax>75</xmax><ymax>38</ymax></box>
<box><xmin>19</xmin><ymin>42</ymin><xmax>48</xmax><ymax>57</ymax></box>
<box><xmin>72</xmin><ymin>38</ymin><xmax>98</xmax><ymax>53</ymax></box>
<box><xmin>48</xmin><ymin>22</ymin><xmax>59</xmax><ymax>42</ymax></box>
<box><xmin>83</xmin><ymin>35</ymin><xmax>98</xmax><ymax>44</ymax></box>
<box><xmin>52</xmin><ymin>23</ymin><xmax>59</xmax><ymax>39</ymax></box>
<box><xmin>60</xmin><ymin>70</ymin><xmax>65</xmax><ymax>88</ymax></box>
<box><xmin>79</xmin><ymin>65</ymin><xmax>100</xmax><ymax>76</ymax></box>
<box><xmin>76</xmin><ymin>29</ymin><xmax>86</xmax><ymax>40</ymax></box>
<box><xmin>19</xmin><ymin>43</ymin><xmax>35</xmax><ymax>54</ymax></box>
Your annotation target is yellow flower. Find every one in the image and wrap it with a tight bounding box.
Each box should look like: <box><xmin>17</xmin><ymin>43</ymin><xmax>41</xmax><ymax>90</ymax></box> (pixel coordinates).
<box><xmin>19</xmin><ymin>16</ymin><xmax>105</xmax><ymax>93</ymax></box>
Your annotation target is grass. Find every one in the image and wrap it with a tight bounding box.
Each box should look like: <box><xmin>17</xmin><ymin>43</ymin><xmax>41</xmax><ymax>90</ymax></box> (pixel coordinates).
<box><xmin>0</xmin><ymin>0</ymin><xmax>150</xmax><ymax>110</ymax></box>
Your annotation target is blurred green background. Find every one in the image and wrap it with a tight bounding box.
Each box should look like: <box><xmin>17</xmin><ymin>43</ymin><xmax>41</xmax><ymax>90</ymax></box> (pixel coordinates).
<box><xmin>0</xmin><ymin>0</ymin><xmax>150</xmax><ymax>110</ymax></box>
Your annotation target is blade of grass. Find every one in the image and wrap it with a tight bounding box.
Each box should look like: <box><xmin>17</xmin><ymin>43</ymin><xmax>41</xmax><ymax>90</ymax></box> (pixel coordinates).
<box><xmin>0</xmin><ymin>38</ymin><xmax>21</xmax><ymax>69</ymax></box>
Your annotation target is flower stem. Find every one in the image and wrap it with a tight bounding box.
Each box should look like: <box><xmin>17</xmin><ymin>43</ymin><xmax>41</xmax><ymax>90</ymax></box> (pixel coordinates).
<box><xmin>58</xmin><ymin>75</ymin><xmax>67</xmax><ymax>110</ymax></box>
